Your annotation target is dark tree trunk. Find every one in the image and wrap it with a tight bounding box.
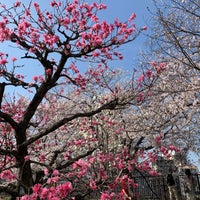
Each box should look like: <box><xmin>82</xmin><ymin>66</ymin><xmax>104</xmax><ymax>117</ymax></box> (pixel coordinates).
<box><xmin>19</xmin><ymin>161</ymin><xmax>33</xmax><ymax>194</ymax></box>
<box><xmin>17</xmin><ymin>149</ymin><xmax>33</xmax><ymax>195</ymax></box>
<box><xmin>16</xmin><ymin>128</ymin><xmax>33</xmax><ymax>195</ymax></box>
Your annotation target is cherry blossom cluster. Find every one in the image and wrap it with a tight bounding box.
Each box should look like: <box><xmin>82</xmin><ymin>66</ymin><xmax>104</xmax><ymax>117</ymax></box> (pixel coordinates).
<box><xmin>2</xmin><ymin>97</ymin><xmax>27</xmax><ymax>122</ymax></box>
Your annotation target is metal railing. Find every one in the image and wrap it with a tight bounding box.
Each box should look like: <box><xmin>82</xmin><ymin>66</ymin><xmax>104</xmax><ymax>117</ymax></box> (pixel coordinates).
<box><xmin>131</xmin><ymin>174</ymin><xmax>200</xmax><ymax>200</ymax></box>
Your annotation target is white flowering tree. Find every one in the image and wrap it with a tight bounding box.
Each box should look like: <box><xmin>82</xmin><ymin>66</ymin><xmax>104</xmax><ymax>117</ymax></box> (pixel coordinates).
<box><xmin>141</xmin><ymin>0</ymin><xmax>200</xmax><ymax>166</ymax></box>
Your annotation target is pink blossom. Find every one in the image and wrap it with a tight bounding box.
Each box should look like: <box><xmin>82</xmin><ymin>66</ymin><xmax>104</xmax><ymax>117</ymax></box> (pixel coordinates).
<box><xmin>44</xmin><ymin>168</ymin><xmax>49</xmax><ymax>175</ymax></box>
<box><xmin>0</xmin><ymin>170</ymin><xmax>16</xmax><ymax>181</ymax></box>
<box><xmin>99</xmin><ymin>3</ymin><xmax>107</xmax><ymax>10</ymax></box>
<box><xmin>160</xmin><ymin>146</ymin><xmax>167</xmax><ymax>154</ymax></box>
<box><xmin>137</xmin><ymin>75</ymin><xmax>144</xmax><ymax>82</ymax></box>
<box><xmin>91</xmin><ymin>15</ymin><xmax>99</xmax><ymax>22</ymax></box>
<box><xmin>62</xmin><ymin>17</ymin><xmax>70</xmax><ymax>26</ymax></box>
<box><xmin>146</xmin><ymin>70</ymin><xmax>152</xmax><ymax>78</ymax></box>
<box><xmin>33</xmin><ymin>183</ymin><xmax>42</xmax><ymax>194</ymax></box>
<box><xmin>11</xmin><ymin>57</ymin><xmax>17</xmax><ymax>62</ymax></box>
<box><xmin>47</xmin><ymin>176</ymin><xmax>59</xmax><ymax>184</ymax></box>
<box><xmin>43</xmin><ymin>34</ymin><xmax>59</xmax><ymax>47</ymax></box>
<box><xmin>93</xmin><ymin>23</ymin><xmax>101</xmax><ymax>31</ymax></box>
<box><xmin>24</xmin><ymin>156</ymin><xmax>30</xmax><ymax>161</ymax></box>
<box><xmin>101</xmin><ymin>192</ymin><xmax>111</xmax><ymax>200</ymax></box>
<box><xmin>15</xmin><ymin>74</ymin><xmax>24</xmax><ymax>80</ymax></box>
<box><xmin>89</xmin><ymin>156</ymin><xmax>94</xmax><ymax>164</ymax></box>
<box><xmin>50</xmin><ymin>0</ymin><xmax>57</xmax><ymax>7</ymax></box>
<box><xmin>0</xmin><ymin>59</ymin><xmax>8</xmax><ymax>65</ymax></box>
<box><xmin>33</xmin><ymin>2</ymin><xmax>39</xmax><ymax>8</ymax></box>
<box><xmin>14</xmin><ymin>1</ymin><xmax>21</xmax><ymax>7</ymax></box>
<box><xmin>39</xmin><ymin>76</ymin><xmax>44</xmax><ymax>83</ymax></box>
<box><xmin>32</xmin><ymin>76</ymin><xmax>38</xmax><ymax>82</ymax></box>
<box><xmin>155</xmin><ymin>134</ymin><xmax>162</xmax><ymax>145</ymax></box>
<box><xmin>168</xmin><ymin>145</ymin><xmax>178</xmax><ymax>151</ymax></box>
<box><xmin>92</xmin><ymin>51</ymin><xmax>100</xmax><ymax>57</ymax></box>
<box><xmin>25</xmin><ymin>9</ymin><xmax>31</xmax><ymax>17</ymax></box>
<box><xmin>149</xmin><ymin>170</ymin><xmax>159</xmax><ymax>176</ymax></box>
<box><xmin>57</xmin><ymin>182</ymin><xmax>72</xmax><ymax>198</ymax></box>
<box><xmin>101</xmin><ymin>193</ymin><xmax>109</xmax><ymax>200</ymax></box>
<box><xmin>142</xmin><ymin>26</ymin><xmax>147</xmax><ymax>30</ymax></box>
<box><xmin>90</xmin><ymin>179</ymin><xmax>97</xmax><ymax>190</ymax></box>
<box><xmin>52</xmin><ymin>170</ymin><xmax>59</xmax><ymax>176</ymax></box>
<box><xmin>46</xmin><ymin>68</ymin><xmax>52</xmax><ymax>76</ymax></box>
<box><xmin>19</xmin><ymin>195</ymin><xmax>29</xmax><ymax>200</ymax></box>
<box><xmin>150</xmin><ymin>61</ymin><xmax>157</xmax><ymax>67</ymax></box>
<box><xmin>159</xmin><ymin>62</ymin><xmax>166</xmax><ymax>68</ymax></box>
<box><xmin>69</xmin><ymin>63</ymin><xmax>79</xmax><ymax>73</ymax></box>
<box><xmin>40</xmin><ymin>154</ymin><xmax>45</xmax><ymax>162</ymax></box>
<box><xmin>117</xmin><ymin>160</ymin><xmax>125</xmax><ymax>169</ymax></box>
<box><xmin>137</xmin><ymin>92</ymin><xmax>145</xmax><ymax>102</ymax></box>
<box><xmin>129</xmin><ymin>13</ymin><xmax>136</xmax><ymax>21</ymax></box>
<box><xmin>40</xmin><ymin>188</ymin><xmax>49</xmax><ymax>199</ymax></box>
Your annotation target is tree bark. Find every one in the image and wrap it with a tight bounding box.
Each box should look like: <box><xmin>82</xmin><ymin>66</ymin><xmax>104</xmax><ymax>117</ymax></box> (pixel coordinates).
<box><xmin>16</xmin><ymin>128</ymin><xmax>33</xmax><ymax>195</ymax></box>
<box><xmin>17</xmin><ymin>156</ymin><xmax>33</xmax><ymax>194</ymax></box>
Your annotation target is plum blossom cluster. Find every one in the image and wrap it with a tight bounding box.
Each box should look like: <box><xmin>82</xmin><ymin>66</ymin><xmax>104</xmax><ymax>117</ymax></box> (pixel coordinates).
<box><xmin>32</xmin><ymin>75</ymin><xmax>44</xmax><ymax>83</ymax></box>
<box><xmin>64</xmin><ymin>62</ymin><xmax>114</xmax><ymax>91</ymax></box>
<box><xmin>0</xmin><ymin>15</ymin><xmax>11</xmax><ymax>42</ymax></box>
<box><xmin>0</xmin><ymin>170</ymin><xmax>16</xmax><ymax>181</ymax></box>
<box><xmin>135</xmin><ymin>61</ymin><xmax>167</xmax><ymax>103</ymax></box>
<box><xmin>150</xmin><ymin>61</ymin><xmax>166</xmax><ymax>73</ymax></box>
<box><xmin>19</xmin><ymin>169</ymin><xmax>72</xmax><ymax>199</ymax></box>
<box><xmin>18</xmin><ymin>118</ymin><xmax>180</xmax><ymax>200</ymax></box>
<box><xmin>99</xmin><ymin>175</ymin><xmax>139</xmax><ymax>199</ymax></box>
<box><xmin>160</xmin><ymin>145</ymin><xmax>180</xmax><ymax>159</ymax></box>
<box><xmin>1</xmin><ymin>97</ymin><xmax>27</xmax><ymax>122</ymax></box>
<box><xmin>0</xmin><ymin>0</ymin><xmax>145</xmax><ymax>94</ymax></box>
<box><xmin>0</xmin><ymin>52</ymin><xmax>8</xmax><ymax>65</ymax></box>
<box><xmin>19</xmin><ymin>182</ymin><xmax>73</xmax><ymax>200</ymax></box>
<box><xmin>0</xmin><ymin>0</ymin><xmax>141</xmax><ymax>64</ymax></box>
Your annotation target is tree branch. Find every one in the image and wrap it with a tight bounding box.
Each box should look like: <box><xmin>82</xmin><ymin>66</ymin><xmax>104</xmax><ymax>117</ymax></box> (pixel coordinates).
<box><xmin>0</xmin><ymin>111</ymin><xmax>18</xmax><ymax>130</ymax></box>
<box><xmin>57</xmin><ymin>147</ymin><xmax>97</xmax><ymax>170</ymax></box>
<box><xmin>0</xmin><ymin>148</ymin><xmax>17</xmax><ymax>157</ymax></box>
<box><xmin>0</xmin><ymin>82</ymin><xmax>5</xmax><ymax>109</ymax></box>
<box><xmin>0</xmin><ymin>183</ymin><xmax>18</xmax><ymax>198</ymax></box>
<box><xmin>20</xmin><ymin>98</ymin><xmax>119</xmax><ymax>148</ymax></box>
<box><xmin>157</xmin><ymin>9</ymin><xmax>200</xmax><ymax>71</ymax></box>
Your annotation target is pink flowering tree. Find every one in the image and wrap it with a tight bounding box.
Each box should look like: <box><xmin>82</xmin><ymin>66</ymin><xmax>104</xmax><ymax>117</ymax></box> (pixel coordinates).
<box><xmin>0</xmin><ymin>0</ymin><xmax>177</xmax><ymax>199</ymax></box>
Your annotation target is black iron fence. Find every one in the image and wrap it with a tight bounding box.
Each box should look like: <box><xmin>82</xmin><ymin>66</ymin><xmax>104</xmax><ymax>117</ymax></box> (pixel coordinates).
<box><xmin>132</xmin><ymin>174</ymin><xmax>200</xmax><ymax>200</ymax></box>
